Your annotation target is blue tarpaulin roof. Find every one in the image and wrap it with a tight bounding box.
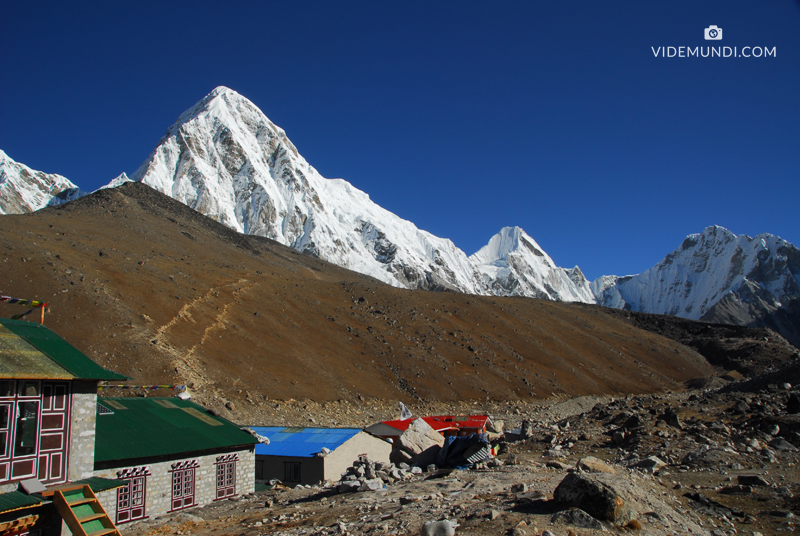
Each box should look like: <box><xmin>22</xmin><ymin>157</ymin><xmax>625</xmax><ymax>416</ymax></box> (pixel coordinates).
<box><xmin>251</xmin><ymin>427</ymin><xmax>362</xmax><ymax>457</ymax></box>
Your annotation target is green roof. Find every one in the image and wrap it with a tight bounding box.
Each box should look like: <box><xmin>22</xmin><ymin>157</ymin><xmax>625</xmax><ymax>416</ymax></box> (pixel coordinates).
<box><xmin>94</xmin><ymin>398</ymin><xmax>257</xmax><ymax>466</ymax></box>
<box><xmin>73</xmin><ymin>477</ymin><xmax>129</xmax><ymax>493</ymax></box>
<box><xmin>0</xmin><ymin>318</ymin><xmax>126</xmax><ymax>381</ymax></box>
<box><xmin>0</xmin><ymin>491</ymin><xmax>44</xmax><ymax>515</ymax></box>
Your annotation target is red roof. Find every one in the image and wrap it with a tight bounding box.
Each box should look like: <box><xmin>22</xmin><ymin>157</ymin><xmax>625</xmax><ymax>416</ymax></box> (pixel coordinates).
<box><xmin>379</xmin><ymin>415</ymin><xmax>490</xmax><ymax>437</ymax></box>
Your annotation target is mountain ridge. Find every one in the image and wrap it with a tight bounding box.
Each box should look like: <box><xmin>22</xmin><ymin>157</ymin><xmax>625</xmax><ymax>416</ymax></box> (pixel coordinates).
<box><xmin>0</xmin><ymin>149</ymin><xmax>81</xmax><ymax>214</ymax></box>
<box><xmin>119</xmin><ymin>86</ymin><xmax>591</xmax><ymax>300</ymax></box>
<box><xmin>2</xmin><ymin>86</ymin><xmax>798</xmax><ymax>346</ymax></box>
<box><xmin>0</xmin><ymin>181</ymin><xmax>732</xmax><ymax>421</ymax></box>
<box><xmin>592</xmin><ymin>225</ymin><xmax>800</xmax><ymax>346</ymax></box>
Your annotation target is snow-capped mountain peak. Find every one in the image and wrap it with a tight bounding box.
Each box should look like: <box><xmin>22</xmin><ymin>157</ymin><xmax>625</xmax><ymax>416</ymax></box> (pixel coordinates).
<box><xmin>124</xmin><ymin>87</ymin><xmax>494</xmax><ymax>293</ymax></box>
<box><xmin>593</xmin><ymin>225</ymin><xmax>800</xmax><ymax>344</ymax></box>
<box><xmin>0</xmin><ymin>150</ymin><xmax>80</xmax><ymax>214</ymax></box>
<box><xmin>0</xmin><ymin>87</ymin><xmax>597</xmax><ymax>305</ymax></box>
<box><xmin>116</xmin><ymin>88</ymin><xmax>596</xmax><ymax>301</ymax></box>
<box><xmin>471</xmin><ymin>226</ymin><xmax>550</xmax><ymax>266</ymax></box>
<box><xmin>470</xmin><ymin>226</ymin><xmax>595</xmax><ymax>302</ymax></box>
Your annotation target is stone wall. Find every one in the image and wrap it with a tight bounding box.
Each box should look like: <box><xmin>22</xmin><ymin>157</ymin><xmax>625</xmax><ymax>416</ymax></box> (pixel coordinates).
<box><xmin>68</xmin><ymin>381</ymin><xmax>98</xmax><ymax>481</ymax></box>
<box><xmin>324</xmin><ymin>432</ymin><xmax>391</xmax><ymax>482</ymax></box>
<box><xmin>93</xmin><ymin>448</ymin><xmax>255</xmax><ymax>526</ymax></box>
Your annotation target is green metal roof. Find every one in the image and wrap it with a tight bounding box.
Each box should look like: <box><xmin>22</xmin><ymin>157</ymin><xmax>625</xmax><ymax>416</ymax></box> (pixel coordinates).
<box><xmin>0</xmin><ymin>318</ymin><xmax>127</xmax><ymax>381</ymax></box>
<box><xmin>72</xmin><ymin>476</ymin><xmax>129</xmax><ymax>493</ymax></box>
<box><xmin>0</xmin><ymin>491</ymin><xmax>44</xmax><ymax>515</ymax></box>
<box><xmin>94</xmin><ymin>398</ymin><xmax>257</xmax><ymax>466</ymax></box>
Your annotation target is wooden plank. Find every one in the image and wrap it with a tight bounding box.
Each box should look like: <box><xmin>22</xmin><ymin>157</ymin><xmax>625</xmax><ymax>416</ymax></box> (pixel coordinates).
<box><xmin>86</xmin><ymin>529</ymin><xmax>117</xmax><ymax>536</ymax></box>
<box><xmin>67</xmin><ymin>497</ymin><xmax>97</xmax><ymax>507</ymax></box>
<box><xmin>77</xmin><ymin>513</ymin><xmax>106</xmax><ymax>523</ymax></box>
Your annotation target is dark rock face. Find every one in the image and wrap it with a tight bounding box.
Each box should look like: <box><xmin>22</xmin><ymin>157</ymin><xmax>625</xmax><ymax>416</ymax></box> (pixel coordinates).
<box><xmin>599</xmin><ymin>306</ymin><xmax>799</xmax><ymax>377</ymax></box>
<box><xmin>553</xmin><ymin>472</ymin><xmax>636</xmax><ymax>525</ymax></box>
<box><xmin>550</xmin><ymin>507</ymin><xmax>605</xmax><ymax>529</ymax></box>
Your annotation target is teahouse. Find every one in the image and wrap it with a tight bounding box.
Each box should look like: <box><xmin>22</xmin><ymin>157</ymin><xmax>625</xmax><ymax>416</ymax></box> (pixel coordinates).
<box><xmin>0</xmin><ymin>318</ymin><xmax>257</xmax><ymax>535</ymax></box>
<box><xmin>250</xmin><ymin>427</ymin><xmax>390</xmax><ymax>487</ymax></box>
<box><xmin>0</xmin><ymin>317</ymin><xmax>127</xmax><ymax>536</ymax></box>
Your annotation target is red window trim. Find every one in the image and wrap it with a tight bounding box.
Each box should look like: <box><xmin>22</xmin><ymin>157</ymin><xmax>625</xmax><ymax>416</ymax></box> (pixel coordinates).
<box><xmin>214</xmin><ymin>456</ymin><xmax>237</xmax><ymax>500</ymax></box>
<box><xmin>115</xmin><ymin>471</ymin><xmax>149</xmax><ymax>524</ymax></box>
<box><xmin>169</xmin><ymin>461</ymin><xmax>198</xmax><ymax>512</ymax></box>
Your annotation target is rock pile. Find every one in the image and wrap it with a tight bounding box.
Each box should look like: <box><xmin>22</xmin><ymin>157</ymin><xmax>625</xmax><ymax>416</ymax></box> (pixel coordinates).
<box><xmin>336</xmin><ymin>457</ymin><xmax>424</xmax><ymax>493</ymax></box>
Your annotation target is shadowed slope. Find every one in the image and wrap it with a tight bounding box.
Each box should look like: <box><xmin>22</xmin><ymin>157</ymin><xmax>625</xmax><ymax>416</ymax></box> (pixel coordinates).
<box><xmin>0</xmin><ymin>183</ymin><xmax>715</xmax><ymax>414</ymax></box>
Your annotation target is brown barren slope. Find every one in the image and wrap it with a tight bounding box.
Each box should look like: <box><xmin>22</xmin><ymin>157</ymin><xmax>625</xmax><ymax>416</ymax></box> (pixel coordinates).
<box><xmin>0</xmin><ymin>184</ymin><xmax>717</xmax><ymax>415</ymax></box>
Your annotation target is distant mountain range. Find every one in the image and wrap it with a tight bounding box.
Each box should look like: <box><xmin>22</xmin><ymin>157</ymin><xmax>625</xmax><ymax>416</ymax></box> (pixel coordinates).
<box><xmin>593</xmin><ymin>225</ymin><xmax>800</xmax><ymax>346</ymax></box>
<box><xmin>2</xmin><ymin>87</ymin><xmax>797</xmax><ymax>346</ymax></box>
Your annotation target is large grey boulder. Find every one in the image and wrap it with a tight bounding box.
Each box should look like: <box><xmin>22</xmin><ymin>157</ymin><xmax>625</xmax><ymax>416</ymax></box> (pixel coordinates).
<box><xmin>631</xmin><ymin>456</ymin><xmax>667</xmax><ymax>473</ymax></box>
<box><xmin>358</xmin><ymin>478</ymin><xmax>384</xmax><ymax>491</ymax></box>
<box><xmin>392</xmin><ymin>418</ymin><xmax>445</xmax><ymax>466</ymax></box>
<box><xmin>553</xmin><ymin>472</ymin><xmax>637</xmax><ymax>525</ymax></box>
<box><xmin>338</xmin><ymin>480</ymin><xmax>361</xmax><ymax>493</ymax></box>
<box><xmin>576</xmin><ymin>456</ymin><xmax>617</xmax><ymax>474</ymax></box>
<box><xmin>550</xmin><ymin>508</ymin><xmax>605</xmax><ymax>530</ymax></box>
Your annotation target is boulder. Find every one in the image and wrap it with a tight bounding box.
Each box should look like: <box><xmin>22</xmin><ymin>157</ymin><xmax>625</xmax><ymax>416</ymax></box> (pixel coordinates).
<box><xmin>520</xmin><ymin>420</ymin><xmax>534</xmax><ymax>439</ymax></box>
<box><xmin>553</xmin><ymin>472</ymin><xmax>637</xmax><ymax>525</ymax></box>
<box><xmin>487</xmin><ymin>419</ymin><xmax>505</xmax><ymax>434</ymax></box>
<box><xmin>576</xmin><ymin>456</ymin><xmax>617</xmax><ymax>474</ymax></box>
<box><xmin>659</xmin><ymin>408</ymin><xmax>683</xmax><ymax>429</ymax></box>
<box><xmin>338</xmin><ymin>481</ymin><xmax>361</xmax><ymax>493</ymax></box>
<box><xmin>550</xmin><ymin>507</ymin><xmax>605</xmax><ymax>530</ymax></box>
<box><xmin>394</xmin><ymin>418</ymin><xmax>445</xmax><ymax>466</ymax></box>
<box><xmin>718</xmin><ymin>485</ymin><xmax>752</xmax><ymax>495</ymax></box>
<box><xmin>389</xmin><ymin>448</ymin><xmax>414</xmax><ymax>466</ymax></box>
<box><xmin>631</xmin><ymin>456</ymin><xmax>666</xmax><ymax>473</ymax></box>
<box><xmin>738</xmin><ymin>475</ymin><xmax>769</xmax><ymax>487</ymax></box>
<box><xmin>769</xmin><ymin>437</ymin><xmax>798</xmax><ymax>452</ymax></box>
<box><xmin>358</xmin><ymin>478</ymin><xmax>384</xmax><ymax>492</ymax></box>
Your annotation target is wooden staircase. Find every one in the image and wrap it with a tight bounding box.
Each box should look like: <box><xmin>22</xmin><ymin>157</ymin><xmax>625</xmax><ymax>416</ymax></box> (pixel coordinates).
<box><xmin>52</xmin><ymin>485</ymin><xmax>121</xmax><ymax>536</ymax></box>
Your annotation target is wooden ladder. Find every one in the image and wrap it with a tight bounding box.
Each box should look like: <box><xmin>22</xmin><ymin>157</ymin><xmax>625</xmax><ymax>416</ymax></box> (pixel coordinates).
<box><xmin>52</xmin><ymin>485</ymin><xmax>121</xmax><ymax>536</ymax></box>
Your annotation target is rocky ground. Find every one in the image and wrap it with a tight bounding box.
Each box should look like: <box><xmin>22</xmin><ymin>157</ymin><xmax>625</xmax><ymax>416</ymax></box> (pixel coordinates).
<box><xmin>120</xmin><ymin>360</ymin><xmax>800</xmax><ymax>536</ymax></box>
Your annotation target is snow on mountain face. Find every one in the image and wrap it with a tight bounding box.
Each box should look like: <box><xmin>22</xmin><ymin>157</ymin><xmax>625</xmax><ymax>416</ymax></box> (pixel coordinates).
<box><xmin>120</xmin><ymin>87</ymin><xmax>594</xmax><ymax>301</ymax></box>
<box><xmin>470</xmin><ymin>226</ymin><xmax>594</xmax><ymax>302</ymax></box>
<box><xmin>592</xmin><ymin>225</ymin><xmax>800</xmax><ymax>322</ymax></box>
<box><xmin>126</xmin><ymin>87</ymin><xmax>488</xmax><ymax>292</ymax></box>
<box><xmin>0</xmin><ymin>150</ymin><xmax>80</xmax><ymax>214</ymax></box>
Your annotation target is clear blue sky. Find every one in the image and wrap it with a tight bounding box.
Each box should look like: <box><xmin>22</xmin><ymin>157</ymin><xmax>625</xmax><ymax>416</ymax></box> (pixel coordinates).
<box><xmin>2</xmin><ymin>2</ymin><xmax>799</xmax><ymax>281</ymax></box>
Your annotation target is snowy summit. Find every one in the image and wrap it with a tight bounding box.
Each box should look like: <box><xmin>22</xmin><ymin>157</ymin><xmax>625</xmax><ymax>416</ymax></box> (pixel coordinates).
<box><xmin>121</xmin><ymin>87</ymin><xmax>593</xmax><ymax>300</ymax></box>
<box><xmin>0</xmin><ymin>150</ymin><xmax>81</xmax><ymax>214</ymax></box>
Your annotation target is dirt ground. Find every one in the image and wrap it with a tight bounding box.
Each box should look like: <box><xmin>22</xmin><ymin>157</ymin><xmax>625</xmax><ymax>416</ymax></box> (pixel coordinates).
<box><xmin>120</xmin><ymin>378</ymin><xmax>800</xmax><ymax>536</ymax></box>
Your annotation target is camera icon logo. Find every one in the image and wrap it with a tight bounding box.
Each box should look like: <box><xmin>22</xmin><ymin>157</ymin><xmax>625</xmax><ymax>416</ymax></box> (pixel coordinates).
<box><xmin>704</xmin><ymin>25</ymin><xmax>723</xmax><ymax>40</ymax></box>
